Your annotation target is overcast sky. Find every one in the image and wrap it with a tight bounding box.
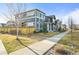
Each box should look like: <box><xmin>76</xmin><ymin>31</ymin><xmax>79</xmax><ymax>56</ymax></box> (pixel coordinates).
<box><xmin>0</xmin><ymin>3</ymin><xmax>79</xmax><ymax>25</ymax></box>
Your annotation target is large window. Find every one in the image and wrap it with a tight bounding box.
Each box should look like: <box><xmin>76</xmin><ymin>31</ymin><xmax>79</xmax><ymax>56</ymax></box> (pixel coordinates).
<box><xmin>36</xmin><ymin>11</ymin><xmax>40</xmax><ymax>17</ymax></box>
<box><xmin>25</xmin><ymin>18</ymin><xmax>35</xmax><ymax>22</ymax></box>
<box><xmin>36</xmin><ymin>18</ymin><xmax>39</xmax><ymax>22</ymax></box>
<box><xmin>40</xmin><ymin>13</ymin><xmax>42</xmax><ymax>17</ymax></box>
<box><xmin>40</xmin><ymin>13</ymin><xmax>45</xmax><ymax>19</ymax></box>
<box><xmin>36</xmin><ymin>23</ymin><xmax>40</xmax><ymax>30</ymax></box>
<box><xmin>27</xmin><ymin>11</ymin><xmax>35</xmax><ymax>16</ymax></box>
<box><xmin>35</xmin><ymin>11</ymin><xmax>43</xmax><ymax>17</ymax></box>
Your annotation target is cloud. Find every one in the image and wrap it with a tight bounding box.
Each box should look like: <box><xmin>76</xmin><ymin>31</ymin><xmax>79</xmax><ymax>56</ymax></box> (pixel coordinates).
<box><xmin>62</xmin><ymin>9</ymin><xmax>79</xmax><ymax>25</ymax></box>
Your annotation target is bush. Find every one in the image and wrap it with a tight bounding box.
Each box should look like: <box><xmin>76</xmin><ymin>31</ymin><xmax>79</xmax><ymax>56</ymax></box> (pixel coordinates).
<box><xmin>54</xmin><ymin>44</ymin><xmax>72</xmax><ymax>55</ymax></box>
<box><xmin>33</xmin><ymin>30</ymin><xmax>38</xmax><ymax>33</ymax></box>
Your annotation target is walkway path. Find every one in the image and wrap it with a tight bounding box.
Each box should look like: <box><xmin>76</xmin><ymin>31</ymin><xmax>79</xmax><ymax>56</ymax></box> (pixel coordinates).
<box><xmin>10</xmin><ymin>31</ymin><xmax>69</xmax><ymax>55</ymax></box>
<box><xmin>47</xmin><ymin>31</ymin><xmax>69</xmax><ymax>42</ymax></box>
<box><xmin>0</xmin><ymin>40</ymin><xmax>7</xmax><ymax>55</ymax></box>
<box><xmin>10</xmin><ymin>40</ymin><xmax>55</xmax><ymax>55</ymax></box>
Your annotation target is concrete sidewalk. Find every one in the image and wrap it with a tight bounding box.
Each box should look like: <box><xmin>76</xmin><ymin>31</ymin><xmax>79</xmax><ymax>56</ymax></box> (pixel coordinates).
<box><xmin>10</xmin><ymin>40</ymin><xmax>55</xmax><ymax>55</ymax></box>
<box><xmin>47</xmin><ymin>31</ymin><xmax>69</xmax><ymax>42</ymax></box>
<box><xmin>0</xmin><ymin>40</ymin><xmax>7</xmax><ymax>55</ymax></box>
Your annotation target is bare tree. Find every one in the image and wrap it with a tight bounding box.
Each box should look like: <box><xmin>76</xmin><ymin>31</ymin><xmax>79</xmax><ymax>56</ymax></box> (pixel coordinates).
<box><xmin>68</xmin><ymin>17</ymin><xmax>74</xmax><ymax>29</ymax></box>
<box><xmin>0</xmin><ymin>3</ymin><xmax>39</xmax><ymax>55</ymax></box>
<box><xmin>6</xmin><ymin>3</ymin><xmax>27</xmax><ymax>40</ymax></box>
<box><xmin>68</xmin><ymin>16</ymin><xmax>76</xmax><ymax>48</ymax></box>
<box><xmin>68</xmin><ymin>17</ymin><xmax>74</xmax><ymax>40</ymax></box>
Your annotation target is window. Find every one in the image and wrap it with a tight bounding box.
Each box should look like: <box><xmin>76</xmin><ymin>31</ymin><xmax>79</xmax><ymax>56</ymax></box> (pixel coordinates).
<box><xmin>41</xmin><ymin>13</ymin><xmax>45</xmax><ymax>19</ymax></box>
<box><xmin>36</xmin><ymin>23</ymin><xmax>39</xmax><ymax>30</ymax></box>
<box><xmin>43</xmin><ymin>15</ymin><xmax>45</xmax><ymax>18</ymax></box>
<box><xmin>36</xmin><ymin>18</ymin><xmax>39</xmax><ymax>22</ymax></box>
<box><xmin>40</xmin><ymin>13</ymin><xmax>42</xmax><ymax>17</ymax></box>
<box><xmin>27</xmin><ymin>11</ymin><xmax>35</xmax><ymax>16</ymax></box>
<box><xmin>25</xmin><ymin>18</ymin><xmax>35</xmax><ymax>22</ymax></box>
<box><xmin>40</xmin><ymin>13</ymin><xmax>44</xmax><ymax>18</ymax></box>
<box><xmin>35</xmin><ymin>11</ymin><xmax>39</xmax><ymax>17</ymax></box>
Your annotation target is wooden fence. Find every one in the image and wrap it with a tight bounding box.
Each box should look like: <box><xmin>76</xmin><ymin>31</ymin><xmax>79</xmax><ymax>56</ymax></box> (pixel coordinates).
<box><xmin>0</xmin><ymin>27</ymin><xmax>35</xmax><ymax>35</ymax></box>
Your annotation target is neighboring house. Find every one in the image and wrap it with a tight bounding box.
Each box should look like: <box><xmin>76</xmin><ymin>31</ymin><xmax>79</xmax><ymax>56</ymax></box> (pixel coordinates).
<box><xmin>55</xmin><ymin>19</ymin><xmax>62</xmax><ymax>31</ymax></box>
<box><xmin>44</xmin><ymin>15</ymin><xmax>62</xmax><ymax>32</ymax></box>
<box><xmin>6</xmin><ymin>21</ymin><xmax>16</xmax><ymax>27</ymax></box>
<box><xmin>0</xmin><ymin>23</ymin><xmax>6</xmax><ymax>27</ymax></box>
<box><xmin>61</xmin><ymin>24</ymin><xmax>67</xmax><ymax>31</ymax></box>
<box><xmin>15</xmin><ymin>9</ymin><xmax>46</xmax><ymax>32</ymax></box>
<box><xmin>73</xmin><ymin>24</ymin><xmax>79</xmax><ymax>30</ymax></box>
<box><xmin>45</xmin><ymin>15</ymin><xmax>57</xmax><ymax>32</ymax></box>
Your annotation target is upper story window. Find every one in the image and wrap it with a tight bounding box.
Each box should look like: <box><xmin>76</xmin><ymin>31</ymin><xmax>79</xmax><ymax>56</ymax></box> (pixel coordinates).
<box><xmin>41</xmin><ymin>13</ymin><xmax>45</xmax><ymax>19</ymax></box>
<box><xmin>36</xmin><ymin>18</ymin><xmax>39</xmax><ymax>22</ymax></box>
<box><xmin>15</xmin><ymin>9</ymin><xmax>46</xmax><ymax>19</ymax></box>
<box><xmin>40</xmin><ymin>13</ymin><xmax>42</xmax><ymax>17</ymax></box>
<box><xmin>35</xmin><ymin>11</ymin><xmax>45</xmax><ymax>18</ymax></box>
<box><xmin>27</xmin><ymin>11</ymin><xmax>35</xmax><ymax>16</ymax></box>
<box><xmin>35</xmin><ymin>11</ymin><xmax>40</xmax><ymax>17</ymax></box>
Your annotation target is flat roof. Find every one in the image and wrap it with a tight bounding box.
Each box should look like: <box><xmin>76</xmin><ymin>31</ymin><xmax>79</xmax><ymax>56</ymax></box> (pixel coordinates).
<box><xmin>24</xmin><ymin>9</ymin><xmax>45</xmax><ymax>14</ymax></box>
<box><xmin>15</xmin><ymin>9</ymin><xmax>45</xmax><ymax>16</ymax></box>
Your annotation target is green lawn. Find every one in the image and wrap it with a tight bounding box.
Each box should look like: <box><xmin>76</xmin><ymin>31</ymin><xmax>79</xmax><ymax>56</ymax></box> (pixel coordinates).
<box><xmin>0</xmin><ymin>34</ymin><xmax>38</xmax><ymax>54</ymax></box>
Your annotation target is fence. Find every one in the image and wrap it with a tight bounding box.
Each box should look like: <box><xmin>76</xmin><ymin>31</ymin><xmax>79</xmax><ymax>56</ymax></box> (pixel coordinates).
<box><xmin>0</xmin><ymin>27</ymin><xmax>35</xmax><ymax>35</ymax></box>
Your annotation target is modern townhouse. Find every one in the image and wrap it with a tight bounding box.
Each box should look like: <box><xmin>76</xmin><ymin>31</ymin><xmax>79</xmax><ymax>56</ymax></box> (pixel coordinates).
<box><xmin>15</xmin><ymin>9</ymin><xmax>46</xmax><ymax>32</ymax></box>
